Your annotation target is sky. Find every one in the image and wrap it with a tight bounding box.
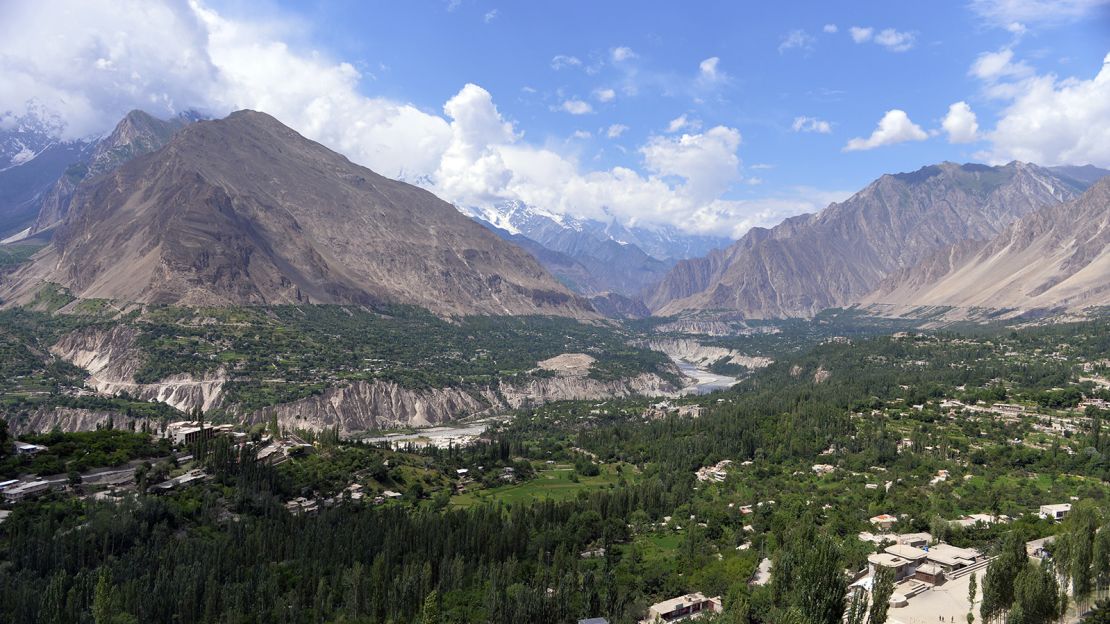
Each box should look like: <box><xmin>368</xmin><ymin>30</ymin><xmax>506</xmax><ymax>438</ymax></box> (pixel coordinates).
<box><xmin>0</xmin><ymin>0</ymin><xmax>1108</xmax><ymax>238</ymax></box>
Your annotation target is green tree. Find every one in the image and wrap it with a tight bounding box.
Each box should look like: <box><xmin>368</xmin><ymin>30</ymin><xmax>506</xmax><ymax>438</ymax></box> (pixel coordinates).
<box><xmin>420</xmin><ymin>590</ymin><xmax>441</xmax><ymax>624</ymax></box>
<box><xmin>868</xmin><ymin>565</ymin><xmax>894</xmax><ymax>624</ymax></box>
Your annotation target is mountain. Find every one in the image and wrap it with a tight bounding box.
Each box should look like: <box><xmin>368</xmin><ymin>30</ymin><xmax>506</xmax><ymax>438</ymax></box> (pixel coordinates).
<box><xmin>648</xmin><ymin>162</ymin><xmax>1100</xmax><ymax>318</ymax></box>
<box><xmin>0</xmin><ymin>110</ymin><xmax>594</xmax><ymax>317</ymax></box>
<box><xmin>29</xmin><ymin>110</ymin><xmax>200</xmax><ymax>235</ymax></box>
<box><xmin>466</xmin><ymin>200</ymin><xmax>728</xmax><ymax>263</ymax></box>
<box><xmin>0</xmin><ymin>107</ymin><xmax>95</xmax><ymax>238</ymax></box>
<box><xmin>865</xmin><ymin>175</ymin><xmax>1110</xmax><ymax>311</ymax></box>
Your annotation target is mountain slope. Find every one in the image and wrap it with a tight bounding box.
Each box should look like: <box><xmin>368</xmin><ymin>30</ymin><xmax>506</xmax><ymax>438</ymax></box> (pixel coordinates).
<box><xmin>1</xmin><ymin>110</ymin><xmax>594</xmax><ymax>317</ymax></box>
<box><xmin>29</xmin><ymin>110</ymin><xmax>200</xmax><ymax>234</ymax></box>
<box><xmin>649</xmin><ymin>162</ymin><xmax>1096</xmax><ymax>318</ymax></box>
<box><xmin>865</xmin><ymin>176</ymin><xmax>1110</xmax><ymax>311</ymax></box>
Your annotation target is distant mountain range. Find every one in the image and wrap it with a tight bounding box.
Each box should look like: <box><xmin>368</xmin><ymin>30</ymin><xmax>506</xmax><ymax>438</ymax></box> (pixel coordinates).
<box><xmin>0</xmin><ymin>111</ymin><xmax>594</xmax><ymax>317</ymax></box>
<box><xmin>2</xmin><ymin>105</ymin><xmax>1107</xmax><ymax>322</ymax></box>
<box><xmin>461</xmin><ymin>201</ymin><xmax>728</xmax><ymax>301</ymax></box>
<box><xmin>648</xmin><ymin>161</ymin><xmax>1109</xmax><ymax>318</ymax></box>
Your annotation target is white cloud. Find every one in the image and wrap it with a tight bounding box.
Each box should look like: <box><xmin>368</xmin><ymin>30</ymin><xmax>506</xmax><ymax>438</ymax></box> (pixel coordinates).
<box><xmin>778</xmin><ymin>29</ymin><xmax>816</xmax><ymax>54</ymax></box>
<box><xmin>698</xmin><ymin>57</ymin><xmax>722</xmax><ymax>81</ymax></box>
<box><xmin>942</xmin><ymin>101</ymin><xmax>980</xmax><ymax>143</ymax></box>
<box><xmin>969</xmin><ymin>0</ymin><xmax>1110</xmax><ymax>26</ymax></box>
<box><xmin>0</xmin><ymin>0</ymin><xmax>830</xmax><ymax>237</ymax></box>
<box><xmin>667</xmin><ymin>114</ymin><xmax>700</xmax><ymax>133</ymax></box>
<box><xmin>977</xmin><ymin>52</ymin><xmax>1110</xmax><ymax>167</ymax></box>
<box><xmin>483</xmin><ymin>9</ymin><xmax>498</xmax><ymax>23</ymax></box>
<box><xmin>970</xmin><ymin>48</ymin><xmax>1033</xmax><ymax>83</ymax></box>
<box><xmin>593</xmin><ymin>88</ymin><xmax>616</xmax><ymax>102</ymax></box>
<box><xmin>571</xmin><ymin>130</ymin><xmax>591</xmax><ymax>140</ymax></box>
<box><xmin>850</xmin><ymin>26</ymin><xmax>915</xmax><ymax>51</ymax></box>
<box><xmin>791</xmin><ymin>116</ymin><xmax>832</xmax><ymax>134</ymax></box>
<box><xmin>844</xmin><ymin>109</ymin><xmax>928</xmax><ymax>151</ymax></box>
<box><xmin>641</xmin><ymin>126</ymin><xmax>743</xmax><ymax>201</ymax></box>
<box><xmin>560</xmin><ymin>99</ymin><xmax>593</xmax><ymax>115</ymax></box>
<box><xmin>849</xmin><ymin>26</ymin><xmax>874</xmax><ymax>43</ymax></box>
<box><xmin>551</xmin><ymin>54</ymin><xmax>582</xmax><ymax>70</ymax></box>
<box><xmin>823</xmin><ymin>24</ymin><xmax>838</xmax><ymax>33</ymax></box>
<box><xmin>873</xmin><ymin>28</ymin><xmax>915</xmax><ymax>52</ymax></box>
<box><xmin>611</xmin><ymin>46</ymin><xmax>637</xmax><ymax>62</ymax></box>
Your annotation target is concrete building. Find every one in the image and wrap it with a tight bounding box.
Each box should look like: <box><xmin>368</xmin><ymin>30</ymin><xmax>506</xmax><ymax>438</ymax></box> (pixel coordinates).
<box><xmin>3</xmin><ymin>480</ymin><xmax>52</xmax><ymax>502</ymax></box>
<box><xmin>869</xmin><ymin>514</ymin><xmax>898</xmax><ymax>531</ymax></box>
<box><xmin>640</xmin><ymin>593</ymin><xmax>722</xmax><ymax>624</ymax></box>
<box><xmin>924</xmin><ymin>543</ymin><xmax>983</xmax><ymax>572</ymax></box>
<box><xmin>13</xmin><ymin>441</ymin><xmax>47</xmax><ymax>455</ymax></box>
<box><xmin>867</xmin><ymin>552</ymin><xmax>916</xmax><ymax>581</ymax></box>
<box><xmin>1039</xmin><ymin>503</ymin><xmax>1071</xmax><ymax>521</ymax></box>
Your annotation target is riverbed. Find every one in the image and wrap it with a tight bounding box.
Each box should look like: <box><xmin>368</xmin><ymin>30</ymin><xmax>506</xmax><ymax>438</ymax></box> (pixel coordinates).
<box><xmin>674</xmin><ymin>359</ymin><xmax>740</xmax><ymax>395</ymax></box>
<box><xmin>359</xmin><ymin>415</ymin><xmax>510</xmax><ymax>448</ymax></box>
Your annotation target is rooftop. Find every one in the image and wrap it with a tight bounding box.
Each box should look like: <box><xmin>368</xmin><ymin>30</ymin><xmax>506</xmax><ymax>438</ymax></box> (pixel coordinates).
<box><xmin>649</xmin><ymin>592</ymin><xmax>712</xmax><ymax>615</ymax></box>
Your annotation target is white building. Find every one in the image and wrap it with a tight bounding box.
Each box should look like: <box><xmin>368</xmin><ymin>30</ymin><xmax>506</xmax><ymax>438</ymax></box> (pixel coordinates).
<box><xmin>1040</xmin><ymin>503</ymin><xmax>1072</xmax><ymax>521</ymax></box>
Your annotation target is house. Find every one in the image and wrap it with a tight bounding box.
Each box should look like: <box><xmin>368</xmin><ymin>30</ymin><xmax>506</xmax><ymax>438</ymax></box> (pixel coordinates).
<box><xmin>812</xmin><ymin>464</ymin><xmax>836</xmax><ymax>475</ymax></box>
<box><xmin>149</xmin><ymin>469</ymin><xmax>207</xmax><ymax>493</ymax></box>
<box><xmin>952</xmin><ymin>513</ymin><xmax>1008</xmax><ymax>528</ymax></box>
<box><xmin>869</xmin><ymin>514</ymin><xmax>898</xmax><ymax>531</ymax></box>
<box><xmin>1039</xmin><ymin>503</ymin><xmax>1071</xmax><ymax>521</ymax></box>
<box><xmin>895</xmin><ymin>532</ymin><xmax>932</xmax><ymax>548</ymax></box>
<box><xmin>640</xmin><ymin>593</ymin><xmax>722</xmax><ymax>624</ymax></box>
<box><xmin>695</xmin><ymin>460</ymin><xmax>732</xmax><ymax>483</ymax></box>
<box><xmin>579</xmin><ymin>619</ymin><xmax>609</xmax><ymax>624</ymax></box>
<box><xmin>867</xmin><ymin>553</ymin><xmax>916</xmax><ymax>581</ymax></box>
<box><xmin>383</xmin><ymin>490</ymin><xmax>403</xmax><ymax>499</ymax></box>
<box><xmin>13</xmin><ymin>441</ymin><xmax>47</xmax><ymax>455</ymax></box>
<box><xmin>924</xmin><ymin>543</ymin><xmax>982</xmax><ymax>572</ymax></box>
<box><xmin>3</xmin><ymin>480</ymin><xmax>53</xmax><ymax>502</ymax></box>
<box><xmin>165</xmin><ymin>421</ymin><xmax>212</xmax><ymax>446</ymax></box>
<box><xmin>914</xmin><ymin>563</ymin><xmax>946</xmax><ymax>585</ymax></box>
<box><xmin>0</xmin><ymin>479</ymin><xmax>19</xmax><ymax>492</ymax></box>
<box><xmin>0</xmin><ymin>509</ymin><xmax>10</xmax><ymax>524</ymax></box>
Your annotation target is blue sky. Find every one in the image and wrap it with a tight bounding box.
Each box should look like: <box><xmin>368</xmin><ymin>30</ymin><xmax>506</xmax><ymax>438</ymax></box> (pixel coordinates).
<box><xmin>2</xmin><ymin>0</ymin><xmax>1109</xmax><ymax>236</ymax></box>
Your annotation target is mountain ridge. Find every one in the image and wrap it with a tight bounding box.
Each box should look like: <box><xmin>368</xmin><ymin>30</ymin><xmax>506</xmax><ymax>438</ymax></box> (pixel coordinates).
<box><xmin>1</xmin><ymin>110</ymin><xmax>595</xmax><ymax>318</ymax></box>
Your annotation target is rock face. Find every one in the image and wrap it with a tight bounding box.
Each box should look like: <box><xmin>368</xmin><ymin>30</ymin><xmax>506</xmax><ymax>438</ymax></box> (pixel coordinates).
<box><xmin>43</xmin><ymin>327</ymin><xmax>679</xmax><ymax>434</ymax></box>
<box><xmin>2</xmin><ymin>110</ymin><xmax>593</xmax><ymax>318</ymax></box>
<box><xmin>864</xmin><ymin>176</ymin><xmax>1110</xmax><ymax>312</ymax></box>
<box><xmin>648</xmin><ymin>162</ymin><xmax>1096</xmax><ymax>318</ymax></box>
<box><xmin>254</xmin><ymin>372</ymin><xmax>678</xmax><ymax>435</ymax></box>
<box><xmin>6</xmin><ymin>407</ymin><xmax>150</xmax><ymax>436</ymax></box>
<box><xmin>29</xmin><ymin>110</ymin><xmax>199</xmax><ymax>234</ymax></box>
<box><xmin>50</xmin><ymin>325</ymin><xmax>226</xmax><ymax>413</ymax></box>
<box><xmin>587</xmin><ymin>292</ymin><xmax>651</xmax><ymax>319</ymax></box>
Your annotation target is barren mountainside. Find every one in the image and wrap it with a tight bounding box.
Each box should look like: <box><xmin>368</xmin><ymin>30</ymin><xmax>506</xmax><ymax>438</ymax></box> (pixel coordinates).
<box><xmin>649</xmin><ymin>162</ymin><xmax>1094</xmax><ymax>318</ymax></box>
<box><xmin>865</xmin><ymin>176</ymin><xmax>1110</xmax><ymax>311</ymax></box>
<box><xmin>1</xmin><ymin>110</ymin><xmax>594</xmax><ymax>317</ymax></box>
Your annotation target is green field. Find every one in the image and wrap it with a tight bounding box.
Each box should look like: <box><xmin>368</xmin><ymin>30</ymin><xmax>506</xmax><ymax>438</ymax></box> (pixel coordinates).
<box><xmin>450</xmin><ymin>461</ymin><xmax>635</xmax><ymax>508</ymax></box>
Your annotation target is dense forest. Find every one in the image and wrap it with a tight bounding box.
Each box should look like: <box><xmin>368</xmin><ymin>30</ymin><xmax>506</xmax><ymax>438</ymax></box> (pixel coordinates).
<box><xmin>3</xmin><ymin>315</ymin><xmax>1110</xmax><ymax>622</ymax></box>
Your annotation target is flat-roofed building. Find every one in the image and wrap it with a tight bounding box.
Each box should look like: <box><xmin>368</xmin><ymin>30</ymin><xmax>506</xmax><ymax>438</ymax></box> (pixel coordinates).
<box><xmin>1039</xmin><ymin>503</ymin><xmax>1071</xmax><ymax>521</ymax></box>
<box><xmin>640</xmin><ymin>593</ymin><xmax>722</xmax><ymax>623</ymax></box>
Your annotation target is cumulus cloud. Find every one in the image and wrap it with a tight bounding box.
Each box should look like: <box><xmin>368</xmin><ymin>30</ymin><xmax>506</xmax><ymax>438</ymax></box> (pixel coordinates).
<box><xmin>667</xmin><ymin>114</ymin><xmax>699</xmax><ymax>133</ymax></box>
<box><xmin>593</xmin><ymin>88</ymin><xmax>616</xmax><ymax>102</ymax></box>
<box><xmin>849</xmin><ymin>26</ymin><xmax>874</xmax><ymax>43</ymax></box>
<box><xmin>791</xmin><ymin>116</ymin><xmax>832</xmax><ymax>134</ymax></box>
<box><xmin>942</xmin><ymin>101</ymin><xmax>980</xmax><ymax>143</ymax></box>
<box><xmin>778</xmin><ymin>29</ymin><xmax>816</xmax><ymax>54</ymax></box>
<box><xmin>641</xmin><ymin>126</ymin><xmax>742</xmax><ymax>201</ymax></box>
<box><xmin>849</xmin><ymin>26</ymin><xmax>915</xmax><ymax>51</ymax></box>
<box><xmin>977</xmin><ymin>52</ymin><xmax>1110</xmax><ymax>166</ymax></box>
<box><xmin>0</xmin><ymin>0</ymin><xmax>827</xmax><ymax>237</ymax></box>
<box><xmin>483</xmin><ymin>9</ymin><xmax>498</xmax><ymax>23</ymax></box>
<box><xmin>823</xmin><ymin>24</ymin><xmax>838</xmax><ymax>33</ymax></box>
<box><xmin>611</xmin><ymin>46</ymin><xmax>637</xmax><ymax>62</ymax></box>
<box><xmin>698</xmin><ymin>57</ymin><xmax>722</xmax><ymax>81</ymax></box>
<box><xmin>560</xmin><ymin>99</ymin><xmax>593</xmax><ymax>115</ymax></box>
<box><xmin>970</xmin><ymin>48</ymin><xmax>1033</xmax><ymax>82</ymax></box>
<box><xmin>843</xmin><ymin>109</ymin><xmax>928</xmax><ymax>151</ymax></box>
